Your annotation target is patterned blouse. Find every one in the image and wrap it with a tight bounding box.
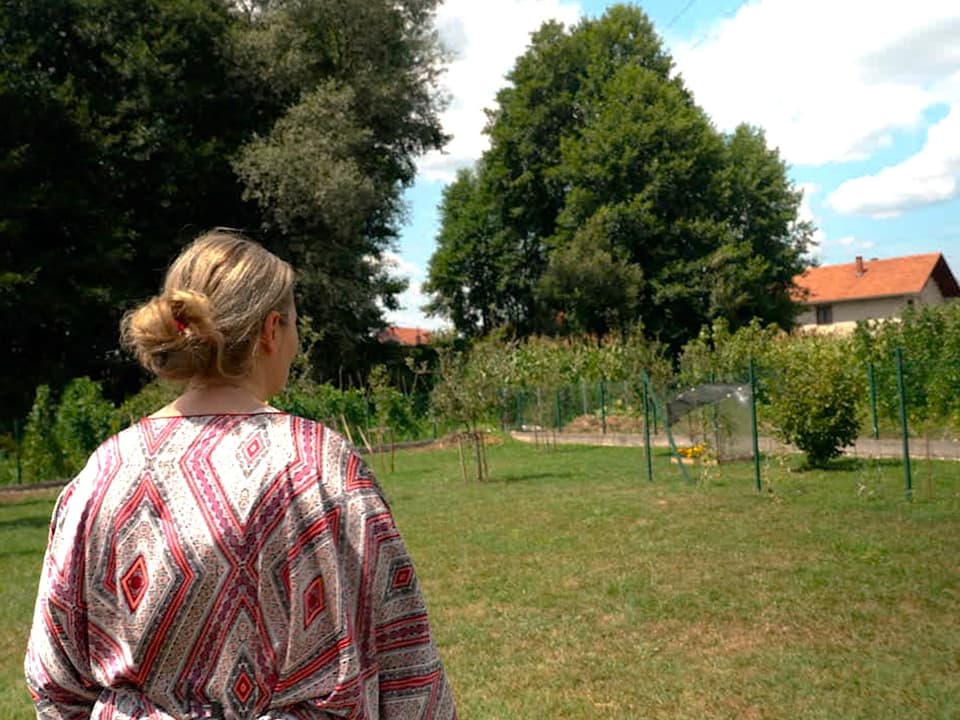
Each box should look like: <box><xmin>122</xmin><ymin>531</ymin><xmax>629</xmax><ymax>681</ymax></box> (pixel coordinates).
<box><xmin>25</xmin><ymin>413</ymin><xmax>456</xmax><ymax>720</ymax></box>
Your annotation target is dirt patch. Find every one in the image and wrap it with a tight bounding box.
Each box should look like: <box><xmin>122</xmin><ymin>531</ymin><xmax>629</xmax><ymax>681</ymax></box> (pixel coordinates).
<box><xmin>0</xmin><ymin>480</ymin><xmax>64</xmax><ymax>500</ymax></box>
<box><xmin>563</xmin><ymin>413</ymin><xmax>646</xmax><ymax>434</ymax></box>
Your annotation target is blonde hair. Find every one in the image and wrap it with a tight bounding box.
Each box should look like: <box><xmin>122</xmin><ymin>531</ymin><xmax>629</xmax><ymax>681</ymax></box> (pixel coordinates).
<box><xmin>121</xmin><ymin>229</ymin><xmax>295</xmax><ymax>382</ymax></box>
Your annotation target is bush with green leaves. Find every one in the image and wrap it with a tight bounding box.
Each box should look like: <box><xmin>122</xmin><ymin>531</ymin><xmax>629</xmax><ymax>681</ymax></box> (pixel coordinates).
<box><xmin>272</xmin><ymin>379</ymin><xmax>369</xmax><ymax>434</ymax></box>
<box><xmin>852</xmin><ymin>303</ymin><xmax>960</xmax><ymax>435</ymax></box>
<box><xmin>367</xmin><ymin>365</ymin><xmax>424</xmax><ymax>441</ymax></box>
<box><xmin>53</xmin><ymin>378</ymin><xmax>120</xmax><ymax>476</ymax></box>
<box><xmin>21</xmin><ymin>385</ymin><xmax>62</xmax><ymax>483</ymax></box>
<box><xmin>117</xmin><ymin>381</ymin><xmax>180</xmax><ymax>427</ymax></box>
<box><xmin>678</xmin><ymin>317</ymin><xmax>783</xmax><ymax>390</ymax></box>
<box><xmin>764</xmin><ymin>334</ymin><xmax>864</xmax><ymax>467</ymax></box>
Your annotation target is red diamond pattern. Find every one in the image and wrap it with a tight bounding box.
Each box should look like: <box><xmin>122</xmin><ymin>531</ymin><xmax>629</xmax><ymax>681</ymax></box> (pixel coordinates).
<box><xmin>242</xmin><ymin>435</ymin><xmax>264</xmax><ymax>464</ymax></box>
<box><xmin>303</xmin><ymin>575</ymin><xmax>326</xmax><ymax>629</ymax></box>
<box><xmin>120</xmin><ymin>555</ymin><xmax>149</xmax><ymax>612</ymax></box>
<box><xmin>233</xmin><ymin>670</ymin><xmax>254</xmax><ymax>705</ymax></box>
<box><xmin>392</xmin><ymin>565</ymin><xmax>414</xmax><ymax>590</ymax></box>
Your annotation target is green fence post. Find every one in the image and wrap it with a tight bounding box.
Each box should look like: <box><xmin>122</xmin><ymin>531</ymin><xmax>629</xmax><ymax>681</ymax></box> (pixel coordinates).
<box><xmin>555</xmin><ymin>390</ymin><xmax>562</xmax><ymax>432</ymax></box>
<box><xmin>642</xmin><ymin>375</ymin><xmax>653</xmax><ymax>482</ymax></box>
<box><xmin>644</xmin><ymin>371</ymin><xmax>692</xmax><ymax>484</ymax></box>
<box><xmin>498</xmin><ymin>389</ymin><xmax>506</xmax><ymax>432</ymax></box>
<box><xmin>894</xmin><ymin>348</ymin><xmax>912</xmax><ymax>501</ymax></box>
<box><xmin>600</xmin><ymin>380</ymin><xmax>607</xmax><ymax>434</ymax></box>
<box><xmin>868</xmin><ymin>362</ymin><xmax>879</xmax><ymax>440</ymax></box>
<box><xmin>749</xmin><ymin>359</ymin><xmax>762</xmax><ymax>493</ymax></box>
<box><xmin>14</xmin><ymin>418</ymin><xmax>22</xmax><ymax>485</ymax></box>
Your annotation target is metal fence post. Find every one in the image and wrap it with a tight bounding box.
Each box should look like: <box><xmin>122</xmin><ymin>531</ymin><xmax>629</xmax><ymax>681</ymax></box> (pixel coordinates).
<box><xmin>644</xmin><ymin>371</ymin><xmax>691</xmax><ymax>484</ymax></box>
<box><xmin>642</xmin><ymin>376</ymin><xmax>653</xmax><ymax>482</ymax></box>
<box><xmin>600</xmin><ymin>380</ymin><xmax>607</xmax><ymax>434</ymax></box>
<box><xmin>498</xmin><ymin>389</ymin><xmax>506</xmax><ymax>432</ymax></box>
<box><xmin>868</xmin><ymin>362</ymin><xmax>879</xmax><ymax>440</ymax></box>
<box><xmin>14</xmin><ymin>418</ymin><xmax>22</xmax><ymax>485</ymax></box>
<box><xmin>749</xmin><ymin>359</ymin><xmax>762</xmax><ymax>493</ymax></box>
<box><xmin>894</xmin><ymin>348</ymin><xmax>912</xmax><ymax>500</ymax></box>
<box><xmin>555</xmin><ymin>390</ymin><xmax>562</xmax><ymax>432</ymax></box>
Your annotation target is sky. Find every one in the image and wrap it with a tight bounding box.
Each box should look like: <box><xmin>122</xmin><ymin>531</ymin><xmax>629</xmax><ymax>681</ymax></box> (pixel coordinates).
<box><xmin>384</xmin><ymin>0</ymin><xmax>960</xmax><ymax>330</ymax></box>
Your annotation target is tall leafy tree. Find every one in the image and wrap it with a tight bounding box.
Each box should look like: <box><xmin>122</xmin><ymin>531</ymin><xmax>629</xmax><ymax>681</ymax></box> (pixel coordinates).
<box><xmin>1</xmin><ymin>0</ymin><xmax>250</xmax><ymax>421</ymax></box>
<box><xmin>0</xmin><ymin>0</ymin><xmax>448</xmax><ymax>422</ymax></box>
<box><xmin>426</xmin><ymin>4</ymin><xmax>812</xmax><ymax>349</ymax></box>
<box><xmin>231</xmin><ymin>0</ymin><xmax>447</xmax><ymax>376</ymax></box>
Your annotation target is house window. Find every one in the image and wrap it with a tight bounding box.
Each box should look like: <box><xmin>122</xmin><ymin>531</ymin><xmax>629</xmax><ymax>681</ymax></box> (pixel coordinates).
<box><xmin>815</xmin><ymin>305</ymin><xmax>833</xmax><ymax>325</ymax></box>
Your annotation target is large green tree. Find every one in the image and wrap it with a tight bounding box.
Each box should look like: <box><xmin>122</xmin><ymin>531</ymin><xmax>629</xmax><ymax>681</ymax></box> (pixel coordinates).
<box><xmin>0</xmin><ymin>0</ymin><xmax>447</xmax><ymax>422</ymax></box>
<box><xmin>231</xmin><ymin>0</ymin><xmax>447</xmax><ymax>376</ymax></box>
<box><xmin>426</xmin><ymin>4</ymin><xmax>813</xmax><ymax>347</ymax></box>
<box><xmin>1</xmin><ymin>0</ymin><xmax>250</xmax><ymax>422</ymax></box>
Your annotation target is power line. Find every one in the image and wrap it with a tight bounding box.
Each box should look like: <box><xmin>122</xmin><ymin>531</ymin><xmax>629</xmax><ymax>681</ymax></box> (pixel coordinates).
<box><xmin>687</xmin><ymin>0</ymin><xmax>751</xmax><ymax>49</ymax></box>
<box><xmin>665</xmin><ymin>0</ymin><xmax>699</xmax><ymax>30</ymax></box>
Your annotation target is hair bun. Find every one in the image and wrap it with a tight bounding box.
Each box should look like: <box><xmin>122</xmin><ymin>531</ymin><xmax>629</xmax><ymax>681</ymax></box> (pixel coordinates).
<box><xmin>121</xmin><ymin>229</ymin><xmax>295</xmax><ymax>382</ymax></box>
<box><xmin>166</xmin><ymin>290</ymin><xmax>217</xmax><ymax>341</ymax></box>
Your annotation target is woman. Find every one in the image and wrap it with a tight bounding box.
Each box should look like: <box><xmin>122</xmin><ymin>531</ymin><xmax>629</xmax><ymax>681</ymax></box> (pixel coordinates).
<box><xmin>25</xmin><ymin>230</ymin><xmax>456</xmax><ymax>719</ymax></box>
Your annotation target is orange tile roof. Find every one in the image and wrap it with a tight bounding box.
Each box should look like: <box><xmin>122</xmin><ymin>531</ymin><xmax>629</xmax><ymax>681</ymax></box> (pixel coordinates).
<box><xmin>793</xmin><ymin>253</ymin><xmax>959</xmax><ymax>304</ymax></box>
<box><xmin>378</xmin><ymin>326</ymin><xmax>434</xmax><ymax>346</ymax></box>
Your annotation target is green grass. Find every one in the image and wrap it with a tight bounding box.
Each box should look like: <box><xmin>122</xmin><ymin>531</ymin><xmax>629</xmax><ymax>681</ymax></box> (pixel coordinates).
<box><xmin>3</xmin><ymin>441</ymin><xmax>959</xmax><ymax>719</ymax></box>
<box><xmin>0</xmin><ymin>488</ymin><xmax>59</xmax><ymax>719</ymax></box>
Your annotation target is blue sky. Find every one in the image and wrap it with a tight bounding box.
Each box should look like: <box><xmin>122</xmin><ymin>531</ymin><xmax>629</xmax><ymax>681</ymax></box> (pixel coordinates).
<box><xmin>385</xmin><ymin>0</ymin><xmax>960</xmax><ymax>329</ymax></box>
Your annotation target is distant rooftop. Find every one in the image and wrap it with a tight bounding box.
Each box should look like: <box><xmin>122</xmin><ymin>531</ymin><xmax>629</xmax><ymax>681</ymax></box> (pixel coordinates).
<box><xmin>793</xmin><ymin>253</ymin><xmax>960</xmax><ymax>303</ymax></box>
<box><xmin>377</xmin><ymin>326</ymin><xmax>434</xmax><ymax>346</ymax></box>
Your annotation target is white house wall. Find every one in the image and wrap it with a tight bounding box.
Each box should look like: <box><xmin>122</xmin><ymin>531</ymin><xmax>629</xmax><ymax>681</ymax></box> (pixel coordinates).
<box><xmin>797</xmin><ymin>295</ymin><xmax>921</xmax><ymax>333</ymax></box>
<box><xmin>919</xmin><ymin>277</ymin><xmax>945</xmax><ymax>305</ymax></box>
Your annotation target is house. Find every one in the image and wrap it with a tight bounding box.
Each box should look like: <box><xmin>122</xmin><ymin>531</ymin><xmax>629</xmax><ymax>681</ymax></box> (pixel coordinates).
<box><xmin>793</xmin><ymin>252</ymin><xmax>960</xmax><ymax>333</ymax></box>
<box><xmin>377</xmin><ymin>326</ymin><xmax>434</xmax><ymax>346</ymax></box>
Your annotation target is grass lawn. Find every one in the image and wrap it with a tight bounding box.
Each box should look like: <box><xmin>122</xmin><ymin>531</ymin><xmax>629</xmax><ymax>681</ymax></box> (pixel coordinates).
<box><xmin>3</xmin><ymin>439</ymin><xmax>959</xmax><ymax>719</ymax></box>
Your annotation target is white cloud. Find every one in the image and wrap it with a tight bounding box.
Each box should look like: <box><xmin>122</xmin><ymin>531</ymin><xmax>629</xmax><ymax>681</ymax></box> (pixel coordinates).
<box><xmin>381</xmin><ymin>250</ymin><xmax>423</xmax><ymax>280</ymax></box>
<box><xmin>670</xmin><ymin>0</ymin><xmax>960</xmax><ymax>167</ymax></box>
<box><xmin>796</xmin><ymin>182</ymin><xmax>825</xmax><ymax>259</ymax></box>
<box><xmin>827</xmin><ymin>104</ymin><xmax>960</xmax><ymax>217</ymax></box>
<box><xmin>418</xmin><ymin>0</ymin><xmax>582</xmax><ymax>182</ymax></box>
<box><xmin>835</xmin><ymin>236</ymin><xmax>875</xmax><ymax>250</ymax></box>
<box><xmin>384</xmin><ymin>279</ymin><xmax>450</xmax><ymax>331</ymax></box>
<box><xmin>379</xmin><ymin>253</ymin><xmax>450</xmax><ymax>330</ymax></box>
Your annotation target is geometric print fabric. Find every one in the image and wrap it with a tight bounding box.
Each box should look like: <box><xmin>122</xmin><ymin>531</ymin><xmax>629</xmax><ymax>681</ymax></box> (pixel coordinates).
<box><xmin>25</xmin><ymin>412</ymin><xmax>457</xmax><ymax>719</ymax></box>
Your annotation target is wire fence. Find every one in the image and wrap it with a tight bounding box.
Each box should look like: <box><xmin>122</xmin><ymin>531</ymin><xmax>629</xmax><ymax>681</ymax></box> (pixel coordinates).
<box><xmin>499</xmin><ymin>352</ymin><xmax>960</xmax><ymax>496</ymax></box>
<box><xmin>3</xmin><ymin>347</ymin><xmax>958</xmax><ymax>493</ymax></box>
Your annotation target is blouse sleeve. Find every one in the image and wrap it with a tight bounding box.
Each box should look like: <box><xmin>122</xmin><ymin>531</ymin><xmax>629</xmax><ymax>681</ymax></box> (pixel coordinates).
<box><xmin>24</xmin><ymin>480</ymin><xmax>100</xmax><ymax>719</ymax></box>
<box><xmin>358</xmin><ymin>480</ymin><xmax>457</xmax><ymax>719</ymax></box>
<box><xmin>301</xmin><ymin>451</ymin><xmax>457</xmax><ymax>720</ymax></box>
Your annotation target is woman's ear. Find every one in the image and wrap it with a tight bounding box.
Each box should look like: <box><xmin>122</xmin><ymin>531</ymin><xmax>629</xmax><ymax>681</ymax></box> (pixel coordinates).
<box><xmin>260</xmin><ymin>311</ymin><xmax>282</xmax><ymax>354</ymax></box>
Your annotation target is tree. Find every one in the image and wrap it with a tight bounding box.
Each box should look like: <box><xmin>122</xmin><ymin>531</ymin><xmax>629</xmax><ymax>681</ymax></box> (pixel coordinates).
<box><xmin>426</xmin><ymin>4</ymin><xmax>813</xmax><ymax>348</ymax></box>
<box><xmin>0</xmin><ymin>0</ymin><xmax>251</xmax><ymax>422</ymax></box>
<box><xmin>0</xmin><ymin>0</ymin><xmax>448</xmax><ymax>422</ymax></box>
<box><xmin>537</xmin><ymin>218</ymin><xmax>644</xmax><ymax>337</ymax></box>
<box><xmin>423</xmin><ymin>168</ymin><xmax>515</xmax><ymax>335</ymax></box>
<box><xmin>227</xmin><ymin>0</ymin><xmax>448</xmax><ymax>378</ymax></box>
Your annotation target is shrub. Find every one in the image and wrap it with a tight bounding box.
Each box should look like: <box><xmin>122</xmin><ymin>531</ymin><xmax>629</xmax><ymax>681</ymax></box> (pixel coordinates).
<box><xmin>765</xmin><ymin>335</ymin><xmax>863</xmax><ymax>467</ymax></box>
<box><xmin>367</xmin><ymin>365</ymin><xmax>424</xmax><ymax>440</ymax></box>
<box><xmin>117</xmin><ymin>380</ymin><xmax>179</xmax><ymax>427</ymax></box>
<box><xmin>21</xmin><ymin>385</ymin><xmax>63</xmax><ymax>483</ymax></box>
<box><xmin>272</xmin><ymin>379</ymin><xmax>369</xmax><ymax>434</ymax></box>
<box><xmin>52</xmin><ymin>378</ymin><xmax>119</xmax><ymax>476</ymax></box>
